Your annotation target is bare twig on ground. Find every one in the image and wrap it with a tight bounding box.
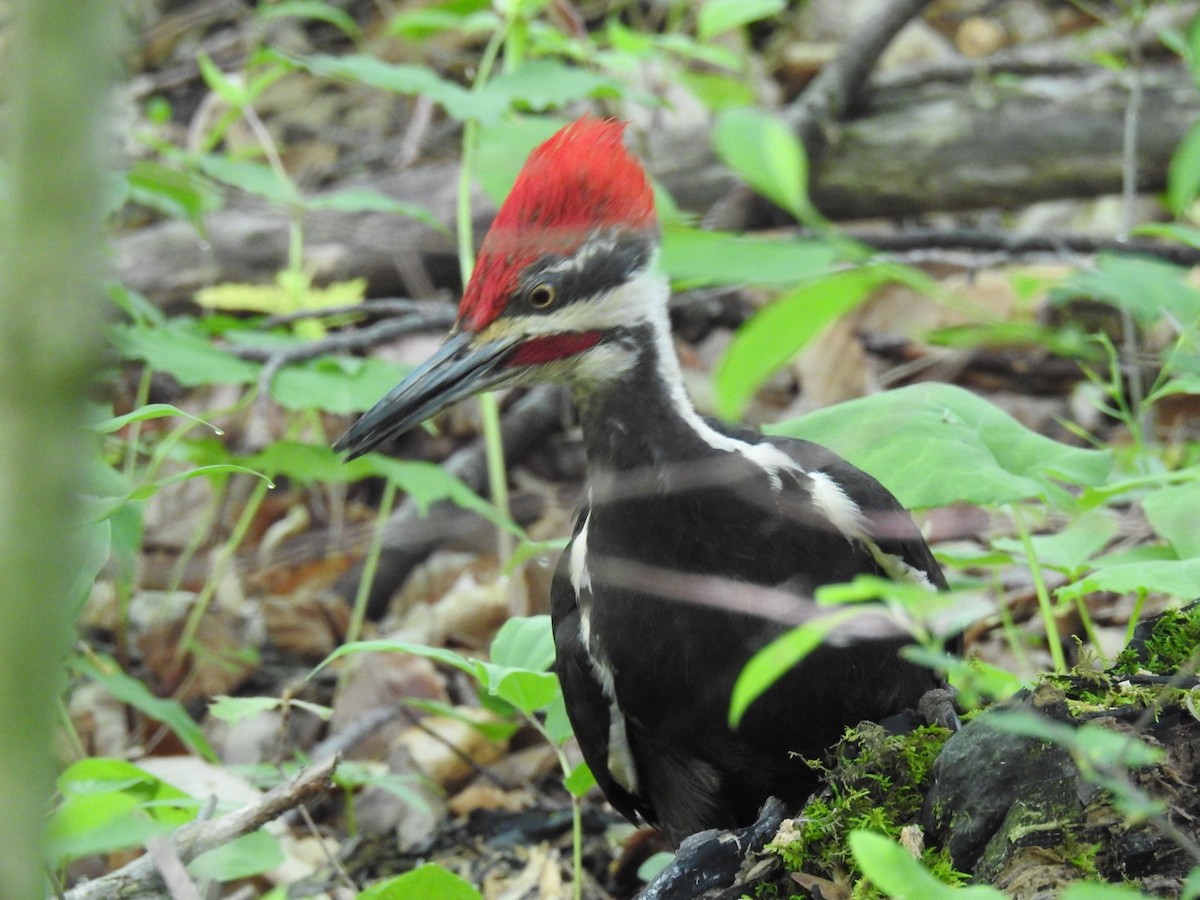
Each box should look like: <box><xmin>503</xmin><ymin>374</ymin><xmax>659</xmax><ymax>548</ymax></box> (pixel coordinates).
<box><xmin>64</xmin><ymin>756</ymin><xmax>339</xmax><ymax>900</ymax></box>
<box><xmin>844</xmin><ymin>227</ymin><xmax>1200</xmax><ymax>267</ymax></box>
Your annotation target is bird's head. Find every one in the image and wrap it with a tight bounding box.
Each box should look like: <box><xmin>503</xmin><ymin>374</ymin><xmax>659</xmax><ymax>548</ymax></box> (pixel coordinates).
<box><xmin>335</xmin><ymin>116</ymin><xmax>664</xmax><ymax>458</ymax></box>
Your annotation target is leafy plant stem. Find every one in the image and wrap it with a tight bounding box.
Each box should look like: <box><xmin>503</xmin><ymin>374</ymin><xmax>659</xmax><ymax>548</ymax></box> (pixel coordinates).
<box><xmin>458</xmin><ymin>21</ymin><xmax>515</xmax><ymax>567</ymax></box>
<box><xmin>56</xmin><ymin>697</ymin><xmax>86</xmax><ymax>762</ymax></box>
<box><xmin>1011</xmin><ymin>504</ymin><xmax>1068</xmax><ymax>673</ymax></box>
<box><xmin>174</xmin><ymin>475</ymin><xmax>271</xmax><ymax>666</ymax></box>
<box><xmin>167</xmin><ymin>479</ymin><xmax>226</xmax><ymax>598</ymax></box>
<box><xmin>1071</xmin><ymin>594</ymin><xmax>1103</xmax><ymax>656</ymax></box>
<box><xmin>1123</xmin><ymin>588</ymin><xmax>1149</xmax><ymax>650</ymax></box>
<box><xmin>122</xmin><ymin>366</ymin><xmax>154</xmax><ymax>480</ymax></box>
<box><xmin>347</xmin><ymin>476</ymin><xmax>397</xmax><ymax>645</ymax></box>
<box><xmin>528</xmin><ymin>714</ymin><xmax>584</xmax><ymax>900</ymax></box>
<box><xmin>1117</xmin><ymin>8</ymin><xmax>1150</xmax><ymax>441</ymax></box>
<box><xmin>994</xmin><ymin>570</ymin><xmax>1033</xmax><ymax>673</ymax></box>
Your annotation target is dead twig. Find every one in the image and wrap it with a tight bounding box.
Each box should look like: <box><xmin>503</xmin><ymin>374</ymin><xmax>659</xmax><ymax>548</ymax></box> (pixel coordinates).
<box><xmin>64</xmin><ymin>756</ymin><xmax>339</xmax><ymax>900</ymax></box>
<box><xmin>843</xmin><ymin>227</ymin><xmax>1200</xmax><ymax>267</ymax></box>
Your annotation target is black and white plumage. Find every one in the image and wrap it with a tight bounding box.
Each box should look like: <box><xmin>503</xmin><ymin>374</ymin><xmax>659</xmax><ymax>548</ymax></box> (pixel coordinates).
<box><xmin>335</xmin><ymin>117</ymin><xmax>950</xmax><ymax>845</ymax></box>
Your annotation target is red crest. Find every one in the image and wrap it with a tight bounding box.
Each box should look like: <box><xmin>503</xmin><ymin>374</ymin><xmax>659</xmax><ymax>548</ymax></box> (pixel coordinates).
<box><xmin>458</xmin><ymin>117</ymin><xmax>657</xmax><ymax>331</ymax></box>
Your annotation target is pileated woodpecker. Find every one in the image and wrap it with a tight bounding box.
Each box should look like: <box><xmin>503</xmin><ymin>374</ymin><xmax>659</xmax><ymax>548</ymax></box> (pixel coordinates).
<box><xmin>335</xmin><ymin>117</ymin><xmax>949</xmax><ymax>845</ymax></box>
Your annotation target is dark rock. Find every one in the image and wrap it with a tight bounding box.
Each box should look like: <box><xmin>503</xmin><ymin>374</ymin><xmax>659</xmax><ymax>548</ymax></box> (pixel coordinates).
<box><xmin>637</xmin><ymin>797</ymin><xmax>786</xmax><ymax>900</ymax></box>
<box><xmin>922</xmin><ymin>703</ymin><xmax>1085</xmax><ymax>872</ymax></box>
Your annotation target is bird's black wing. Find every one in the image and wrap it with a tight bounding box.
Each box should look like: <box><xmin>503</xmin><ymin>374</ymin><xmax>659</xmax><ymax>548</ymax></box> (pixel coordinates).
<box><xmin>549</xmin><ymin>507</ymin><xmax>653</xmax><ymax>827</ymax></box>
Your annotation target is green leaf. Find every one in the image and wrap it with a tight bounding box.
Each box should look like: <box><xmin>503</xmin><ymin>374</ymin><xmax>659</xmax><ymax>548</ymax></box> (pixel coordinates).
<box><xmin>196</xmin><ymin>52</ymin><xmax>245</xmax><ymax>106</ymax></box>
<box><xmin>661</xmin><ymin>225</ymin><xmax>838</xmax><ymax>287</ymax></box>
<box><xmin>334</xmin><ymin>762</ymin><xmax>433</xmax><ymax>810</ymax></box>
<box><xmin>1049</xmin><ymin>255</ymin><xmax>1200</xmax><ymax>327</ymax></box>
<box><xmin>637</xmin><ymin>851</ymin><xmax>675</xmax><ymax>882</ymax></box>
<box><xmin>404</xmin><ymin>698</ymin><xmax>520</xmax><ymax>742</ymax></box>
<box><xmin>713</xmin><ymin>107</ymin><xmax>809</xmax><ymax>221</ymax></box>
<box><xmin>353</xmin><ymin>454</ymin><xmax>519</xmax><ymax>533</ymax></box>
<box><xmin>849</xmin><ymin>830</ymin><xmax>1006</xmax><ymax>899</ymax></box>
<box><xmin>46</xmin><ymin>792</ymin><xmax>170</xmax><ymax>864</ymax></box>
<box><xmin>93</xmin><ymin>403</ymin><xmax>220</xmax><ymax>435</ymax></box>
<box><xmin>47</xmin><ymin>758</ymin><xmax>199</xmax><ymax>865</ymax></box>
<box><xmin>1057</xmin><ymin>558</ymin><xmax>1200</xmax><ymax>602</ymax></box>
<box><xmin>357</xmin><ymin>863</ymin><xmax>483</xmax><ymax>900</ymax></box>
<box><xmin>489</xmin><ymin>615</ymin><xmax>555</xmax><ymax>671</ymax></box>
<box><xmin>257</xmin><ymin>1</ymin><xmax>361</xmax><ymax>39</ymax></box>
<box><xmin>476</xmin><ymin>665</ymin><xmax>560</xmax><ymax>713</ymax></box>
<box><xmin>1183</xmin><ymin>865</ymin><xmax>1200</xmax><ymax>900</ymax></box>
<box><xmin>993</xmin><ymin>508</ymin><xmax>1119</xmax><ymax>574</ymax></box>
<box><xmin>768</xmin><ymin>383</ymin><xmax>1113</xmax><ymax>509</ymax></box>
<box><xmin>542</xmin><ymin>690</ymin><xmax>574</xmax><ymax>745</ymax></box>
<box><xmin>69</xmin><ymin>517</ymin><xmax>112</xmax><ymax>615</ymax></box>
<box><xmin>1132</xmin><ymin>222</ymin><xmax>1200</xmax><ymax>249</ymax></box>
<box><xmin>564</xmin><ymin>761</ymin><xmax>596</xmax><ymax>798</ymax></box>
<box><xmin>388</xmin><ymin>3</ymin><xmax>496</xmax><ymax>40</ymax></box>
<box><xmin>678</xmin><ymin>70</ymin><xmax>757</xmax><ymax>112</ymax></box>
<box><xmin>729</xmin><ymin>610</ymin><xmax>858</xmax><ymax>727</ymax></box>
<box><xmin>196</xmin><ymin>276</ymin><xmax>365</xmax><ymax>318</ymax></box>
<box><xmin>1168</xmin><ymin>120</ymin><xmax>1200</xmax><ymax>217</ymax></box>
<box><xmin>70</xmin><ymin>655</ymin><xmax>217</xmax><ymax>760</ymax></box>
<box><xmin>480</xmin><ymin>60</ymin><xmax>623</xmax><ymax>112</ymax></box>
<box><xmin>208</xmin><ymin>694</ymin><xmax>331</xmax><ymax>723</ymax></box>
<box><xmin>306</xmin><ymin>189</ymin><xmax>448</xmax><ymax>232</ymax></box>
<box><xmin>472</xmin><ymin>615</ymin><xmax>559</xmax><ymax>713</ymax></box>
<box><xmin>1142</xmin><ymin>480</ymin><xmax>1200</xmax><ymax>558</ymax></box>
<box><xmin>125</xmin><ymin>161</ymin><xmax>223</xmax><ymax>223</ymax></box>
<box><xmin>697</xmin><ymin>0</ymin><xmax>785</xmax><ymax>40</ymax></box>
<box><xmin>903</xmin><ymin>646</ymin><xmax>1025</xmax><ymax>707</ymax></box>
<box><xmin>246</xmin><ymin>441</ymin><xmax>350</xmax><ymax>484</ymax></box>
<box><xmin>188</xmin><ymin>829</ymin><xmax>283</xmax><ymax>881</ymax></box>
<box><xmin>109</xmin><ymin>320</ymin><xmax>260</xmax><ymax>387</ymax></box>
<box><xmin>714</xmin><ymin>266</ymin><xmax>902</xmax><ymax>419</ymax></box>
<box><xmin>270</xmin><ymin>356</ymin><xmax>410</xmax><ymax>415</ymax></box>
<box><xmin>194</xmin><ymin>154</ymin><xmax>295</xmax><ymax>204</ymax></box>
<box><xmin>295</xmin><ymin>53</ymin><xmax>490</xmax><ymax>122</ymax></box>
<box><xmin>311</xmin><ymin>639</ymin><xmax>477</xmax><ymax>679</ymax></box>
<box><xmin>990</xmin><ymin>711</ymin><xmax>1163</xmax><ymax>769</ymax></box>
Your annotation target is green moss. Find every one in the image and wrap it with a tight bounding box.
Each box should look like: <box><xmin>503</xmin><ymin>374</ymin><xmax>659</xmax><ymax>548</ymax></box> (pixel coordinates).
<box><xmin>766</xmin><ymin>724</ymin><xmax>967</xmax><ymax>897</ymax></box>
<box><xmin>1112</xmin><ymin>605</ymin><xmax>1200</xmax><ymax>676</ymax></box>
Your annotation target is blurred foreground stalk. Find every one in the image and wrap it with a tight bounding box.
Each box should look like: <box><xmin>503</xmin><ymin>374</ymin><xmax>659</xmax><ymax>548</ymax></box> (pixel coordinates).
<box><xmin>0</xmin><ymin>0</ymin><xmax>117</xmax><ymax>894</ymax></box>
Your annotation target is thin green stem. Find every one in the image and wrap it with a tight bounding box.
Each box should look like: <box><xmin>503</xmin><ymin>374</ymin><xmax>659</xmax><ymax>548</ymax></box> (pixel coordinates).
<box><xmin>1123</xmin><ymin>588</ymin><xmax>1149</xmax><ymax>651</ymax></box>
<box><xmin>528</xmin><ymin>714</ymin><xmax>585</xmax><ymax>900</ymax></box>
<box><xmin>1011</xmin><ymin>504</ymin><xmax>1068</xmax><ymax>673</ymax></box>
<box><xmin>123</xmin><ymin>366</ymin><xmax>154</xmax><ymax>479</ymax></box>
<box><xmin>994</xmin><ymin>570</ymin><xmax>1033</xmax><ymax>674</ymax></box>
<box><xmin>174</xmin><ymin>476</ymin><xmax>271</xmax><ymax>666</ymax></box>
<box><xmin>458</xmin><ymin>23</ymin><xmax>516</xmax><ymax>567</ymax></box>
<box><xmin>347</xmin><ymin>476</ymin><xmax>397</xmax><ymax>644</ymax></box>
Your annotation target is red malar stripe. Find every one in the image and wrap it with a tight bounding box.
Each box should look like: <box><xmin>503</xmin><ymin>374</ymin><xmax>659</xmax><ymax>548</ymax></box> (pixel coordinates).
<box><xmin>508</xmin><ymin>331</ymin><xmax>602</xmax><ymax>366</ymax></box>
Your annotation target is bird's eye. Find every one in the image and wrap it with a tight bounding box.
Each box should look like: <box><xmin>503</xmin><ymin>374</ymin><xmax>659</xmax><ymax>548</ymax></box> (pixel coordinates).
<box><xmin>529</xmin><ymin>283</ymin><xmax>557</xmax><ymax>309</ymax></box>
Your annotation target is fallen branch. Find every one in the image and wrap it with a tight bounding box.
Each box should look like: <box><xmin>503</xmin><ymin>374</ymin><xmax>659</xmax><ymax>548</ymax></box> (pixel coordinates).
<box><xmin>64</xmin><ymin>756</ymin><xmax>339</xmax><ymax>900</ymax></box>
